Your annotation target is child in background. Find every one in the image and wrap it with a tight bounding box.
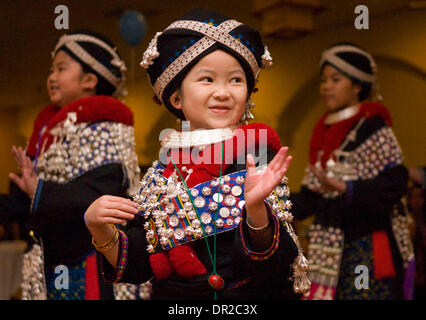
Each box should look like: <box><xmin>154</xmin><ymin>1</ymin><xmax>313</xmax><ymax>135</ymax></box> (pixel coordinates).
<box><xmin>84</xmin><ymin>9</ymin><xmax>310</xmax><ymax>300</ymax></box>
<box><xmin>1</xmin><ymin>30</ymin><xmax>140</xmax><ymax>299</ymax></box>
<box><xmin>291</xmin><ymin>43</ymin><xmax>413</xmax><ymax>300</ymax></box>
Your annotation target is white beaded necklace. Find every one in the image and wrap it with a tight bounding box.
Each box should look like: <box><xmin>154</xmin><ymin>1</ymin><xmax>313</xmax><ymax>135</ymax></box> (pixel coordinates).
<box><xmin>161</xmin><ymin>126</ymin><xmax>236</xmax><ymax>149</ymax></box>
<box><xmin>324</xmin><ymin>104</ymin><xmax>360</xmax><ymax>125</ymax></box>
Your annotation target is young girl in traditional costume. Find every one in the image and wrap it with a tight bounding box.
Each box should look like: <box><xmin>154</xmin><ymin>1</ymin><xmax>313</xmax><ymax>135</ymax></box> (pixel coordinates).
<box><xmin>85</xmin><ymin>9</ymin><xmax>310</xmax><ymax>300</ymax></box>
<box><xmin>2</xmin><ymin>30</ymin><xmax>140</xmax><ymax>299</ymax></box>
<box><xmin>291</xmin><ymin>43</ymin><xmax>414</xmax><ymax>300</ymax></box>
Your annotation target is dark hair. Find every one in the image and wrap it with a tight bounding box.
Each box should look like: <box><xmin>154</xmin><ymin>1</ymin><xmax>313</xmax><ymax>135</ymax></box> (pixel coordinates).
<box><xmin>79</xmin><ymin>61</ymin><xmax>116</xmax><ymax>96</ymax></box>
<box><xmin>321</xmin><ymin>42</ymin><xmax>373</xmax><ymax>101</ymax></box>
<box><xmin>351</xmin><ymin>78</ymin><xmax>372</xmax><ymax>101</ymax></box>
<box><xmin>55</xmin><ymin>30</ymin><xmax>123</xmax><ymax>96</ymax></box>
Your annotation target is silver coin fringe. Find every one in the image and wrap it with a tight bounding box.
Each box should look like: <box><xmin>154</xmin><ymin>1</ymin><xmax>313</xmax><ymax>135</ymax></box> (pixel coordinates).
<box><xmin>21</xmin><ymin>244</ymin><xmax>47</xmax><ymax>300</ymax></box>
<box><xmin>113</xmin><ymin>281</ymin><xmax>152</xmax><ymax>300</ymax></box>
<box><xmin>391</xmin><ymin>203</ymin><xmax>415</xmax><ymax>268</ymax></box>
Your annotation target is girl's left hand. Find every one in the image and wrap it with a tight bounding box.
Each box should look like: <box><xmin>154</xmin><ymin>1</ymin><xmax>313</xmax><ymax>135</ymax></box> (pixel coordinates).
<box><xmin>244</xmin><ymin>146</ymin><xmax>292</xmax><ymax>208</ymax></box>
<box><xmin>9</xmin><ymin>146</ymin><xmax>38</xmax><ymax>197</ymax></box>
<box><xmin>309</xmin><ymin>164</ymin><xmax>347</xmax><ymax>194</ymax></box>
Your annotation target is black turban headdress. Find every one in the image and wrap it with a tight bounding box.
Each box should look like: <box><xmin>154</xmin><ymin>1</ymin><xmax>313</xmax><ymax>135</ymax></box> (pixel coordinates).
<box><xmin>52</xmin><ymin>30</ymin><xmax>127</xmax><ymax>98</ymax></box>
<box><xmin>320</xmin><ymin>43</ymin><xmax>378</xmax><ymax>101</ymax></box>
<box><xmin>140</xmin><ymin>8</ymin><xmax>273</xmax><ymax>119</ymax></box>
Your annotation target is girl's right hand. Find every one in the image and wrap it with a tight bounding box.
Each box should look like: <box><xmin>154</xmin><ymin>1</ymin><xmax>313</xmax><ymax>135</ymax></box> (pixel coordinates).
<box><xmin>84</xmin><ymin>195</ymin><xmax>138</xmax><ymax>230</ymax></box>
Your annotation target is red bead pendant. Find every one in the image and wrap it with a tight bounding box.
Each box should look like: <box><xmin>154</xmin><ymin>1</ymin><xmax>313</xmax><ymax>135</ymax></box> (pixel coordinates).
<box><xmin>208</xmin><ymin>274</ymin><xmax>224</xmax><ymax>290</ymax></box>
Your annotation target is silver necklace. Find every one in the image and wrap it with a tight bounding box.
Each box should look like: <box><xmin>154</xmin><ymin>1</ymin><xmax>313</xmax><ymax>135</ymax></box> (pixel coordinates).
<box><xmin>324</xmin><ymin>104</ymin><xmax>360</xmax><ymax>125</ymax></box>
<box><xmin>161</xmin><ymin>126</ymin><xmax>236</xmax><ymax>149</ymax></box>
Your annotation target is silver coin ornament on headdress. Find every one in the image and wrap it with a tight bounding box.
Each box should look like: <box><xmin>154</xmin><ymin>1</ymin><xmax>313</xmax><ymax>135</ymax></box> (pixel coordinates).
<box><xmin>261</xmin><ymin>45</ymin><xmax>273</xmax><ymax>68</ymax></box>
<box><xmin>140</xmin><ymin>32</ymin><xmax>162</xmax><ymax>69</ymax></box>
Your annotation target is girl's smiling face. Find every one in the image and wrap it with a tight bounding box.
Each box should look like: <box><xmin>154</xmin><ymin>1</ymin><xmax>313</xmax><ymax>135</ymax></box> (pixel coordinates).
<box><xmin>170</xmin><ymin>50</ymin><xmax>248</xmax><ymax>130</ymax></box>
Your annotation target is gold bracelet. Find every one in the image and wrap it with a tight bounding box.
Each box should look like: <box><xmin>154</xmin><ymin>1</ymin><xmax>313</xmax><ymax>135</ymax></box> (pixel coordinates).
<box><xmin>93</xmin><ymin>227</ymin><xmax>119</xmax><ymax>252</ymax></box>
<box><xmin>95</xmin><ymin>224</ymin><xmax>119</xmax><ymax>251</ymax></box>
<box><xmin>246</xmin><ymin>219</ymin><xmax>270</xmax><ymax>232</ymax></box>
<box><xmin>92</xmin><ymin>224</ymin><xmax>120</xmax><ymax>252</ymax></box>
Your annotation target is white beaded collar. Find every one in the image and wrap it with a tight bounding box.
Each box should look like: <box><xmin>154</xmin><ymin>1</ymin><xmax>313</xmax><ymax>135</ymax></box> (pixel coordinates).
<box><xmin>161</xmin><ymin>126</ymin><xmax>236</xmax><ymax>149</ymax></box>
<box><xmin>324</xmin><ymin>104</ymin><xmax>360</xmax><ymax>125</ymax></box>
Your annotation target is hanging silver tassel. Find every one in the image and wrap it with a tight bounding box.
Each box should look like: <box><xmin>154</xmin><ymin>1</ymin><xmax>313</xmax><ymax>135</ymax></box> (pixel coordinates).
<box><xmin>267</xmin><ymin>179</ymin><xmax>311</xmax><ymax>295</ymax></box>
<box><xmin>292</xmin><ymin>253</ymin><xmax>311</xmax><ymax>294</ymax></box>
<box><xmin>283</xmin><ymin>219</ymin><xmax>311</xmax><ymax>294</ymax></box>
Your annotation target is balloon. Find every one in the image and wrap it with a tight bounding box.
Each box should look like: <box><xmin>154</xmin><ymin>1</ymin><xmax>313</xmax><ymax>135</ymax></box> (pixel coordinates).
<box><xmin>119</xmin><ymin>10</ymin><xmax>147</xmax><ymax>46</ymax></box>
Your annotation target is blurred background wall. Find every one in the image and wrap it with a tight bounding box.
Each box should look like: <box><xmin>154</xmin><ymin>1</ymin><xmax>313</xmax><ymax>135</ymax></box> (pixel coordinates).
<box><xmin>0</xmin><ymin>0</ymin><xmax>425</xmax><ymax>194</ymax></box>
